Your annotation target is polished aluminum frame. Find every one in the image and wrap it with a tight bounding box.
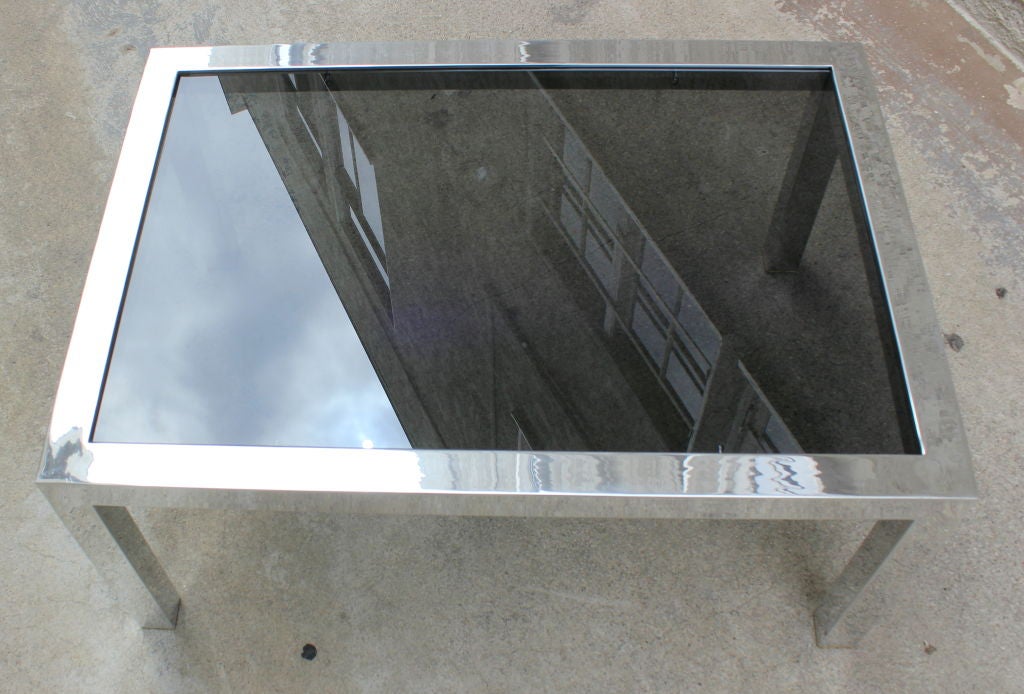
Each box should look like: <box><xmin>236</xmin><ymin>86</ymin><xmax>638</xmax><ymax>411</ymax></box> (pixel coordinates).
<box><xmin>38</xmin><ymin>40</ymin><xmax>975</xmax><ymax>647</ymax></box>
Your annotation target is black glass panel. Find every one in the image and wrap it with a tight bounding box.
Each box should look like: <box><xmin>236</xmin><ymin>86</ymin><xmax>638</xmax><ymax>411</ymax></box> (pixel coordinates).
<box><xmin>94</xmin><ymin>68</ymin><xmax>918</xmax><ymax>454</ymax></box>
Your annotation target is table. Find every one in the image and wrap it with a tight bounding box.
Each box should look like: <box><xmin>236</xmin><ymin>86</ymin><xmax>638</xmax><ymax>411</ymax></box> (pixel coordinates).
<box><xmin>38</xmin><ymin>40</ymin><xmax>975</xmax><ymax>648</ymax></box>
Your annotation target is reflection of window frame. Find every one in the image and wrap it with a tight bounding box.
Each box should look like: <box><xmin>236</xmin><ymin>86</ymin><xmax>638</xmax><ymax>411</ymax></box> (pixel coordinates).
<box><xmin>335</xmin><ymin>104</ymin><xmax>389</xmax><ymax>289</ymax></box>
<box><xmin>543</xmin><ymin>131</ymin><xmax>715</xmax><ymax>427</ymax></box>
<box><xmin>349</xmin><ymin>209</ymin><xmax>389</xmax><ymax>287</ymax></box>
<box><xmin>281</xmin><ymin>73</ymin><xmax>393</xmax><ymax>313</ymax></box>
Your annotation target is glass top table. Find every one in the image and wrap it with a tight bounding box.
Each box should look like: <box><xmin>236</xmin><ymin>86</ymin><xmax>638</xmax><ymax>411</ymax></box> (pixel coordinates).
<box><xmin>38</xmin><ymin>40</ymin><xmax>975</xmax><ymax>646</ymax></box>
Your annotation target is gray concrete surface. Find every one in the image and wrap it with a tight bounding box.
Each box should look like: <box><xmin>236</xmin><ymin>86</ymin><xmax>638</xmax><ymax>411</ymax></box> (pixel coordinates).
<box><xmin>1</xmin><ymin>1</ymin><xmax>1022</xmax><ymax>691</ymax></box>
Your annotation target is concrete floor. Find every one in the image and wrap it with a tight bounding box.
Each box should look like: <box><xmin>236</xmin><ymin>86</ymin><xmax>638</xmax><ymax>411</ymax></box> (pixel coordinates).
<box><xmin>2</xmin><ymin>1</ymin><xmax>1022</xmax><ymax>691</ymax></box>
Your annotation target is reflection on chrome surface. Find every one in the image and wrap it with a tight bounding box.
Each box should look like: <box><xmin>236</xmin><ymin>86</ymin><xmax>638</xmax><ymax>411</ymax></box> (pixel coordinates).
<box><xmin>94</xmin><ymin>69</ymin><xmax>916</xmax><ymax>455</ymax></box>
<box><xmin>68</xmin><ymin>443</ymin><xmax>828</xmax><ymax>497</ymax></box>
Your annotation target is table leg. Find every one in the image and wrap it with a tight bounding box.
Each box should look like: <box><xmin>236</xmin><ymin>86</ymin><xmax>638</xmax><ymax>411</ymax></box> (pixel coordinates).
<box><xmin>42</xmin><ymin>491</ymin><xmax>180</xmax><ymax>629</ymax></box>
<box><xmin>763</xmin><ymin>86</ymin><xmax>839</xmax><ymax>273</ymax></box>
<box><xmin>814</xmin><ymin>519</ymin><xmax>913</xmax><ymax>647</ymax></box>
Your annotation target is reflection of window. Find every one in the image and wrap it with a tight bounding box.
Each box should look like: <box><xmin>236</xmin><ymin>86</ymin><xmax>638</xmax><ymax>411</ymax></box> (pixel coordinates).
<box><xmin>350</xmin><ymin>209</ymin><xmax>388</xmax><ymax>287</ymax></box>
<box><xmin>559</xmin><ymin>192</ymin><xmax>584</xmax><ymax>247</ymax></box>
<box><xmin>337</xmin><ymin>109</ymin><xmax>356</xmax><ymax>182</ymax></box>
<box><xmin>640</xmin><ymin>242</ymin><xmax>676</xmax><ymax>307</ymax></box>
<box><xmin>236</xmin><ymin>73</ymin><xmax>394</xmax><ymax>324</ymax></box>
<box><xmin>546</xmin><ymin>125</ymin><xmax>719</xmax><ymax>425</ymax></box>
<box><xmin>583</xmin><ymin>214</ymin><xmax>616</xmax><ymax>292</ymax></box>
<box><xmin>630</xmin><ymin>285</ymin><xmax>706</xmax><ymax>421</ymax></box>
<box><xmin>588</xmin><ymin>166</ymin><xmax>628</xmax><ymax>234</ymax></box>
<box><xmin>631</xmin><ymin>286</ymin><xmax>667</xmax><ymax>365</ymax></box>
<box><xmin>665</xmin><ymin>349</ymin><xmax>704</xmax><ymax>419</ymax></box>
<box><xmin>336</xmin><ymin>106</ymin><xmax>388</xmax><ymax>288</ymax></box>
<box><xmin>354</xmin><ymin>143</ymin><xmax>385</xmax><ymax>253</ymax></box>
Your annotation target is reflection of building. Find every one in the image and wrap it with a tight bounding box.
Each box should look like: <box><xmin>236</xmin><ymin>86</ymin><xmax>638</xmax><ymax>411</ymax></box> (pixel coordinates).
<box><xmin>218</xmin><ymin>70</ymin><xmax>807</xmax><ymax>454</ymax></box>
<box><xmin>531</xmin><ymin>90</ymin><xmax>799</xmax><ymax>453</ymax></box>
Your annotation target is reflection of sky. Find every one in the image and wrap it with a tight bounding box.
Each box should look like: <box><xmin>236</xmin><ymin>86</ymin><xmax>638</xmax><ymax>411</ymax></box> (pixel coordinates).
<box><xmin>94</xmin><ymin>75</ymin><xmax>410</xmax><ymax>449</ymax></box>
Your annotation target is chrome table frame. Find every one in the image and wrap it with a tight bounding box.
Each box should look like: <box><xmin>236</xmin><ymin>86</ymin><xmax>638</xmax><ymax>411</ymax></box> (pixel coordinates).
<box><xmin>38</xmin><ymin>40</ymin><xmax>975</xmax><ymax>648</ymax></box>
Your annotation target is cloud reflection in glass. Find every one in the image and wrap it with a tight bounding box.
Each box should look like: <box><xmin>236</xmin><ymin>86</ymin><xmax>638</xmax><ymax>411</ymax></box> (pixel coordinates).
<box><xmin>93</xmin><ymin>76</ymin><xmax>410</xmax><ymax>450</ymax></box>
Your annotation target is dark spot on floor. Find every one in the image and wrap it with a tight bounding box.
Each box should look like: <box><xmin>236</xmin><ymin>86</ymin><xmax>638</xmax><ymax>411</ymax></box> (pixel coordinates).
<box><xmin>923</xmin><ymin>642</ymin><xmax>937</xmax><ymax>655</ymax></box>
<box><xmin>106</xmin><ymin>27</ymin><xmax>121</xmax><ymax>37</ymax></box>
<box><xmin>944</xmin><ymin>332</ymin><xmax>964</xmax><ymax>352</ymax></box>
<box><xmin>423</xmin><ymin>108</ymin><xmax>450</xmax><ymax>129</ymax></box>
<box><xmin>301</xmin><ymin>643</ymin><xmax>317</xmax><ymax>661</ymax></box>
<box><xmin>996</xmin><ymin>286</ymin><xmax>1007</xmax><ymax>299</ymax></box>
<box><xmin>121</xmin><ymin>44</ymin><xmax>136</xmax><ymax>54</ymax></box>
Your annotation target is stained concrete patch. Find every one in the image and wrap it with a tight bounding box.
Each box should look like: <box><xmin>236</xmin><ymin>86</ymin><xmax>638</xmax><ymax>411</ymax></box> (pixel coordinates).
<box><xmin>779</xmin><ymin>0</ymin><xmax>1024</xmax><ymax>274</ymax></box>
<box><xmin>1005</xmin><ymin>75</ymin><xmax>1024</xmax><ymax>108</ymax></box>
<box><xmin>958</xmin><ymin>33</ymin><xmax>1008</xmax><ymax>71</ymax></box>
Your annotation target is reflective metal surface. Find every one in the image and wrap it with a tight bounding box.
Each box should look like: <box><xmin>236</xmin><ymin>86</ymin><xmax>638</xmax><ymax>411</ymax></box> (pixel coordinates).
<box><xmin>42</xmin><ymin>40</ymin><xmax>975</xmax><ymax>520</ymax></box>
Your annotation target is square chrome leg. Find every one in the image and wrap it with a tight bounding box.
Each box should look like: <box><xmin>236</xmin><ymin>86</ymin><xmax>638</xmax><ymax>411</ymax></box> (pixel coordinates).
<box><xmin>40</xmin><ymin>488</ymin><xmax>180</xmax><ymax>629</ymax></box>
<box><xmin>814</xmin><ymin>519</ymin><xmax>913</xmax><ymax>647</ymax></box>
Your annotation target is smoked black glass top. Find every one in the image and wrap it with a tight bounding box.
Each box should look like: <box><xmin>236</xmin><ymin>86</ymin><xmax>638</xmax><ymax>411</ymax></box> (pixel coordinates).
<box><xmin>94</xmin><ymin>68</ymin><xmax>918</xmax><ymax>454</ymax></box>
